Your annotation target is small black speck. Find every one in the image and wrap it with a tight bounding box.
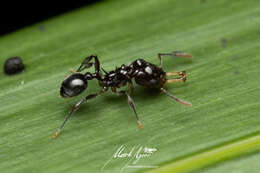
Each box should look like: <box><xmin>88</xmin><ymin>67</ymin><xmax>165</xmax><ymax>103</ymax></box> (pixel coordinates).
<box><xmin>233</xmin><ymin>56</ymin><xmax>238</xmax><ymax>60</ymax></box>
<box><xmin>234</xmin><ymin>71</ymin><xmax>239</xmax><ymax>75</ymax></box>
<box><xmin>38</xmin><ymin>25</ymin><xmax>46</xmax><ymax>31</ymax></box>
<box><xmin>4</xmin><ymin>57</ymin><xmax>25</xmax><ymax>75</ymax></box>
<box><xmin>220</xmin><ymin>38</ymin><xmax>227</xmax><ymax>48</ymax></box>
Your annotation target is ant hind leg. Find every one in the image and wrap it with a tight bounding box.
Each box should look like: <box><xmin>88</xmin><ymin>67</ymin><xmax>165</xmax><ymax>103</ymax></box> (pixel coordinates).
<box><xmin>166</xmin><ymin>71</ymin><xmax>186</xmax><ymax>83</ymax></box>
<box><xmin>162</xmin><ymin>71</ymin><xmax>191</xmax><ymax>106</ymax></box>
<box><xmin>160</xmin><ymin>88</ymin><xmax>192</xmax><ymax>107</ymax></box>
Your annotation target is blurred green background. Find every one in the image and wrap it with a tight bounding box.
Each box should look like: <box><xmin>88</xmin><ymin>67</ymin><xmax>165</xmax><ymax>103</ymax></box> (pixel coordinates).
<box><xmin>0</xmin><ymin>0</ymin><xmax>260</xmax><ymax>173</ymax></box>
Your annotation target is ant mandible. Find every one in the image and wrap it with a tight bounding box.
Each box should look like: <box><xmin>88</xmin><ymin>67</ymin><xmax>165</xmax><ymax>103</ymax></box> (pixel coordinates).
<box><xmin>52</xmin><ymin>51</ymin><xmax>192</xmax><ymax>139</ymax></box>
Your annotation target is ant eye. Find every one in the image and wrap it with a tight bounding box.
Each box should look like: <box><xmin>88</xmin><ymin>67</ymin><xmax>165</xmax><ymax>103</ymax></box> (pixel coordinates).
<box><xmin>60</xmin><ymin>73</ymin><xmax>88</xmax><ymax>98</ymax></box>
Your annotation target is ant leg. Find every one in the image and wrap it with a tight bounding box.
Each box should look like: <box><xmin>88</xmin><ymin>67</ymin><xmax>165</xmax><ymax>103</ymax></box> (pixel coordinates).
<box><xmin>112</xmin><ymin>87</ymin><xmax>143</xmax><ymax>129</ymax></box>
<box><xmin>158</xmin><ymin>51</ymin><xmax>192</xmax><ymax>68</ymax></box>
<box><xmin>160</xmin><ymin>88</ymin><xmax>192</xmax><ymax>107</ymax></box>
<box><xmin>52</xmin><ymin>87</ymin><xmax>107</xmax><ymax>139</ymax></box>
<box><xmin>128</xmin><ymin>79</ymin><xmax>134</xmax><ymax>95</ymax></box>
<box><xmin>166</xmin><ymin>71</ymin><xmax>186</xmax><ymax>83</ymax></box>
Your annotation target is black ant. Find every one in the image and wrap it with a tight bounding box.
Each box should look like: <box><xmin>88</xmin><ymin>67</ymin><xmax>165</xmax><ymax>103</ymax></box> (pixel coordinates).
<box><xmin>52</xmin><ymin>51</ymin><xmax>192</xmax><ymax>139</ymax></box>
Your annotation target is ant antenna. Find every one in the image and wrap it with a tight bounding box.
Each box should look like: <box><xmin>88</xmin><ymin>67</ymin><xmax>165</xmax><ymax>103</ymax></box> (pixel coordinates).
<box><xmin>160</xmin><ymin>88</ymin><xmax>192</xmax><ymax>106</ymax></box>
<box><xmin>76</xmin><ymin>63</ymin><xmax>93</xmax><ymax>72</ymax></box>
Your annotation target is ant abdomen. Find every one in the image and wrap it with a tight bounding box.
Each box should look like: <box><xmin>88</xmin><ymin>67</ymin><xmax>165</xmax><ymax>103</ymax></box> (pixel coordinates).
<box><xmin>132</xmin><ymin>59</ymin><xmax>167</xmax><ymax>88</ymax></box>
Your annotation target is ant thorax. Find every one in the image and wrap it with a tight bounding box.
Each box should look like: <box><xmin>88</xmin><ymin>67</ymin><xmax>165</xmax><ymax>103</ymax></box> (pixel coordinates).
<box><xmin>101</xmin><ymin>59</ymin><xmax>167</xmax><ymax>88</ymax></box>
<box><xmin>102</xmin><ymin>64</ymin><xmax>133</xmax><ymax>88</ymax></box>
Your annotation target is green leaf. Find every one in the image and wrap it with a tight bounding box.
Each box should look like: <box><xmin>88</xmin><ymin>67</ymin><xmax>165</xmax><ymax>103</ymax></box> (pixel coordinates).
<box><xmin>0</xmin><ymin>0</ymin><xmax>259</xmax><ymax>173</ymax></box>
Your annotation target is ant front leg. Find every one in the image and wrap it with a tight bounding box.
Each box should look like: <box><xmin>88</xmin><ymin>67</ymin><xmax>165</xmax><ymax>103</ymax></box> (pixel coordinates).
<box><xmin>52</xmin><ymin>87</ymin><xmax>107</xmax><ymax>139</ymax></box>
<box><xmin>158</xmin><ymin>51</ymin><xmax>192</xmax><ymax>68</ymax></box>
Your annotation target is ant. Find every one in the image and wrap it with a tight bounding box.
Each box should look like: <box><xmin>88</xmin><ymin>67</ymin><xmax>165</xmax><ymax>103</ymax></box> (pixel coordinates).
<box><xmin>52</xmin><ymin>51</ymin><xmax>192</xmax><ymax>139</ymax></box>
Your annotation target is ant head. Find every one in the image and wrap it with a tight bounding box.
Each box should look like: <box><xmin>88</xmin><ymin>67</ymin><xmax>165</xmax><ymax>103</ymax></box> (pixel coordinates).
<box><xmin>60</xmin><ymin>73</ymin><xmax>88</xmax><ymax>98</ymax></box>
